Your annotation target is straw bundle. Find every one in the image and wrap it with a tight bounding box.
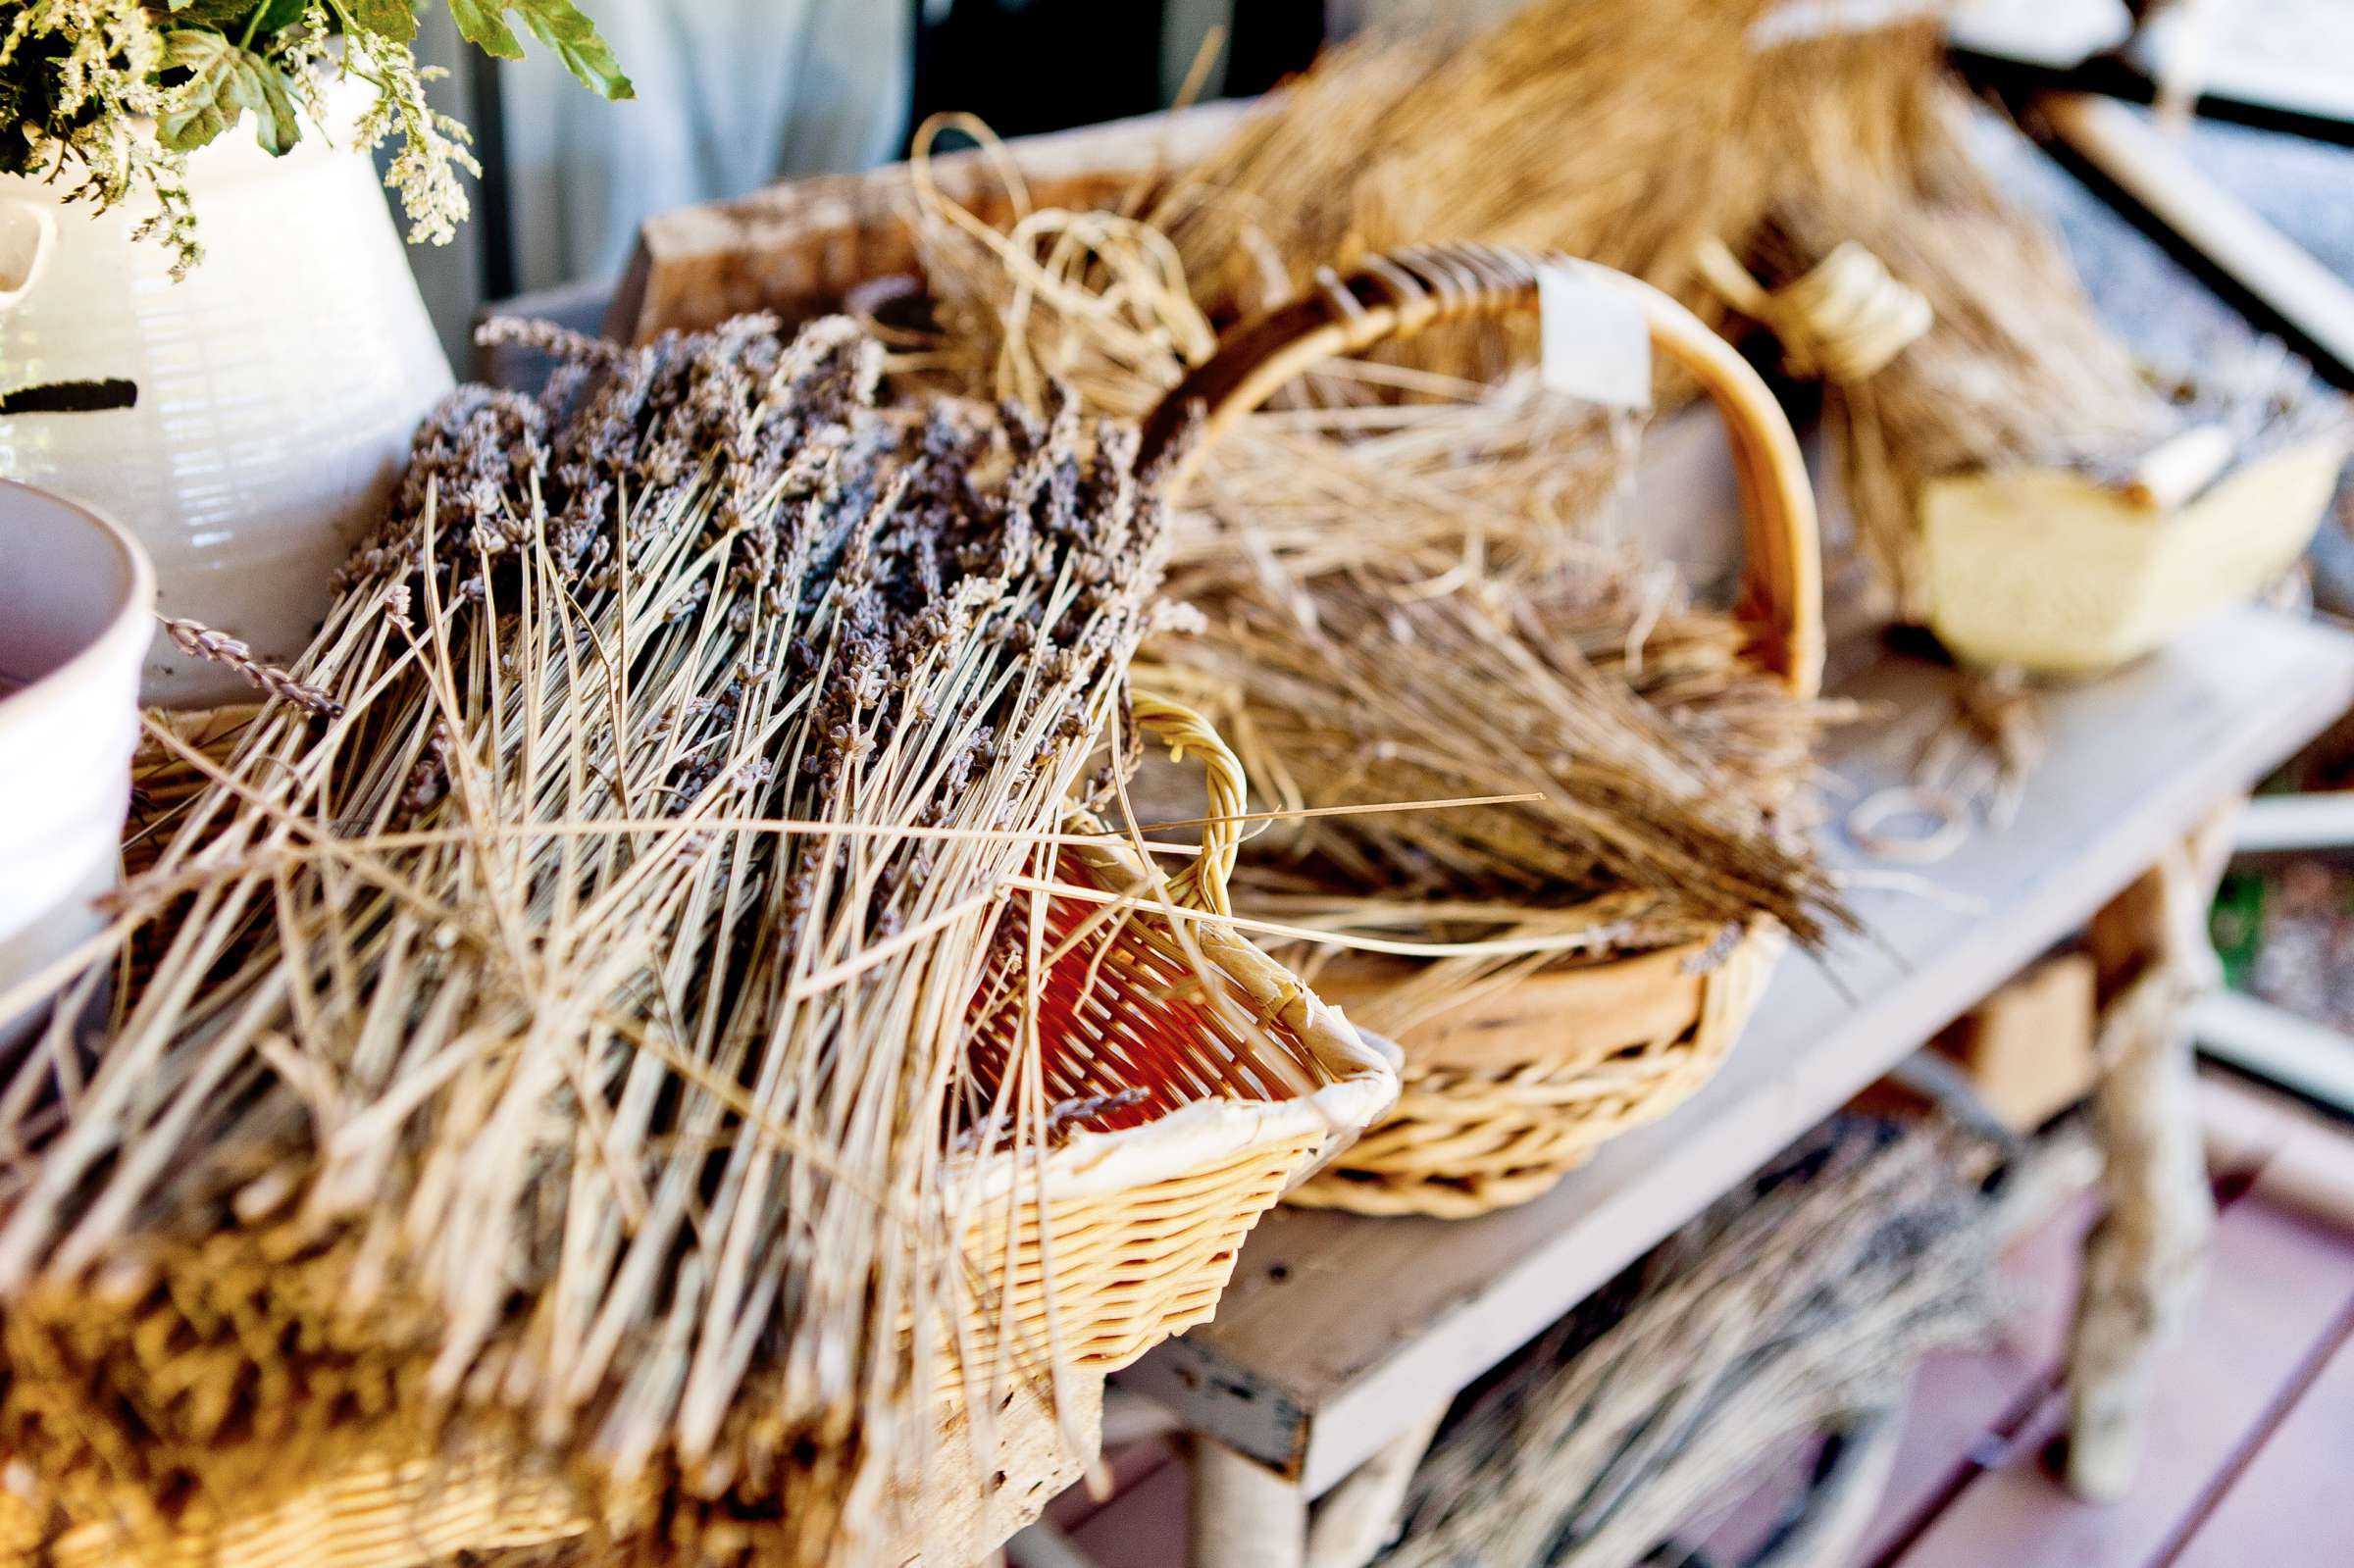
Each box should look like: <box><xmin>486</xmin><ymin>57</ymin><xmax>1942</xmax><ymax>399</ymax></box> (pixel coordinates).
<box><xmin>1149</xmin><ymin>0</ymin><xmax>1773</xmax><ymax>326</ymax></box>
<box><xmin>891</xmin><ymin>102</ymin><xmax>1850</xmax><ymax>998</ymax></box>
<box><xmin>0</xmin><ymin>314</ymin><xmax>1211</xmax><ymax>1564</ymax></box>
<box><xmin>896</xmin><ymin>1</ymin><xmax>1865</xmax><ymax>416</ymax></box>
<box><xmin>902</xmin><ymin>111</ymin><xmax>1219</xmax><ymax>423</ymax></box>
<box><xmin>1375</xmin><ymin>1115</ymin><xmax>1999</xmax><ymax>1568</ymax></box>
<box><xmin>898</xmin><ymin>0</ymin><xmax>1958</xmax><ymax>400</ymax></box>
<box><xmin>1126</xmin><ymin>0</ymin><xmax>1966</xmax><ymax>341</ymax></box>
<box><xmin>1722</xmin><ymin>65</ymin><xmax>2346</xmax><ymax>619</ymax></box>
<box><xmin>1144</xmin><ymin>578</ymin><xmax>1833</xmax><ymax>936</ymax></box>
<box><xmin>1126</xmin><ymin>382</ymin><xmax>1845</xmax><ymax>1044</ymax></box>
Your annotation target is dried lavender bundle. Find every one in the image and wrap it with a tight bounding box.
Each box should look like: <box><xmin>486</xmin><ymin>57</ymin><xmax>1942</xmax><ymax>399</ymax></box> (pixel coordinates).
<box><xmin>1377</xmin><ymin>1116</ymin><xmax>1999</xmax><ymax>1568</ymax></box>
<box><xmin>0</xmin><ymin>314</ymin><xmax>1186</xmax><ymax>1565</ymax></box>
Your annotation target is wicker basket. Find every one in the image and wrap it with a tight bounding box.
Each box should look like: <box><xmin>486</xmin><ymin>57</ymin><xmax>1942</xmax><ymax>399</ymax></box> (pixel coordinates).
<box><xmin>1131</xmin><ymin>241</ymin><xmax>1824</xmax><ymax>1217</ymax></box>
<box><xmin>615</xmin><ymin>126</ymin><xmax>1821</xmax><ymax>1219</ymax></box>
<box><xmin>4</xmin><ymin>699</ymin><xmax>1392</xmax><ymax>1566</ymax></box>
<box><xmin>939</xmin><ymin>698</ymin><xmax>1398</xmax><ymax>1388</ymax></box>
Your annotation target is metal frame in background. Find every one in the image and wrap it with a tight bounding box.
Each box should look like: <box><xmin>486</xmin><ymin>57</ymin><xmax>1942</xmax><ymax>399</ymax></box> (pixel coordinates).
<box><xmin>1951</xmin><ymin>43</ymin><xmax>2354</xmax><ymax>149</ymax></box>
<box><xmin>468</xmin><ymin>47</ymin><xmax>517</xmax><ymax>307</ymax></box>
<box><xmin>1951</xmin><ymin>26</ymin><xmax>2354</xmax><ymax>387</ymax></box>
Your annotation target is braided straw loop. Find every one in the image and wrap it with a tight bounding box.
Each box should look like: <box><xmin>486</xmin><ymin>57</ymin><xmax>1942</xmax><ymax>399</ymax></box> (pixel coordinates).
<box><xmin>1129</xmin><ymin>693</ymin><xmax>1246</xmax><ymax>917</ymax></box>
<box><xmin>1693</xmin><ymin>234</ymin><xmax>1932</xmax><ymax>383</ymax></box>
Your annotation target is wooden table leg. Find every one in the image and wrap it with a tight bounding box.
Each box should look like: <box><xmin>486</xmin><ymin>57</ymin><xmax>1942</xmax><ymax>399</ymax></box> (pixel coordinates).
<box><xmin>1191</xmin><ymin>1438</ymin><xmax>1309</xmax><ymax>1568</ymax></box>
<box><xmin>1188</xmin><ymin>1401</ymin><xmax>1447</xmax><ymax>1568</ymax></box>
<box><xmin>2065</xmin><ymin>806</ymin><xmax>2236</xmax><ymax>1500</ymax></box>
<box><xmin>1304</xmin><ymin>1400</ymin><xmax>1449</xmax><ymax>1568</ymax></box>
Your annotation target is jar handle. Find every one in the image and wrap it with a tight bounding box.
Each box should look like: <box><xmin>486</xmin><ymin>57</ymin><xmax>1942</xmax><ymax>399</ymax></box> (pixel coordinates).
<box><xmin>0</xmin><ymin>200</ymin><xmax>59</xmax><ymax>313</ymax></box>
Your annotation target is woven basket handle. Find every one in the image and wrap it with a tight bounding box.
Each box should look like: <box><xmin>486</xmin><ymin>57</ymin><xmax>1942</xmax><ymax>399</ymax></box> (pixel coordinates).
<box><xmin>1139</xmin><ymin>242</ymin><xmax>1825</xmax><ymax>698</ymax></box>
<box><xmin>1129</xmin><ymin>693</ymin><xmax>1245</xmax><ymax>918</ymax></box>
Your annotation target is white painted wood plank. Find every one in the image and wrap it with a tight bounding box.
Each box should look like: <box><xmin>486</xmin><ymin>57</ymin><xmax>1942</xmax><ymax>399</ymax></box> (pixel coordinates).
<box><xmin>2233</xmin><ymin>791</ymin><xmax>2354</xmax><ymax>853</ymax></box>
<box><xmin>2038</xmin><ymin>92</ymin><xmax>2354</xmax><ymax>378</ymax></box>
<box><xmin>2194</xmin><ymin>989</ymin><xmax>2354</xmax><ymax>1115</ymax></box>
<box><xmin>1118</xmin><ymin>607</ymin><xmax>2354</xmax><ymax>1495</ymax></box>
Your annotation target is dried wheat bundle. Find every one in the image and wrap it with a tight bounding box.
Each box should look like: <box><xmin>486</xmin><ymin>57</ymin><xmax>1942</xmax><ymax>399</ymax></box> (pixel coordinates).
<box><xmin>1144</xmin><ymin>582</ymin><xmax>1832</xmax><ymax>940</ymax></box>
<box><xmin>1375</xmin><ymin>1115</ymin><xmax>1999</xmax><ymax>1568</ymax></box>
<box><xmin>895</xmin><ymin>123</ymin><xmax>1849</xmax><ymax>983</ymax></box>
<box><xmin>0</xmin><ymin>313</ymin><xmax>1204</xmax><ymax>1565</ymax></box>
<box><xmin>1730</xmin><ymin>76</ymin><xmax>2344</xmax><ymax>618</ymax></box>
<box><xmin>1140</xmin><ymin>0</ymin><xmax>1963</xmax><ymax>338</ymax></box>
<box><xmin>1150</xmin><ymin>0</ymin><xmax>1772</xmax><ymax>327</ymax></box>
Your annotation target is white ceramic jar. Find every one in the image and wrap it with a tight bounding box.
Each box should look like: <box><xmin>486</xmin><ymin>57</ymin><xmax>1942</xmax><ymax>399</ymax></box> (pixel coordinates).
<box><xmin>0</xmin><ymin>85</ymin><xmax>452</xmax><ymax>707</ymax></box>
<box><xmin>0</xmin><ymin>481</ymin><xmax>154</xmax><ymax>1050</ymax></box>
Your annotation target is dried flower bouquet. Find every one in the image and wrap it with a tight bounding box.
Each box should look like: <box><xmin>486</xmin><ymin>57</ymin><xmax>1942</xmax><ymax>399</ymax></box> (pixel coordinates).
<box><xmin>1</xmin><ymin>1</ymin><xmax>629</xmax><ymax>273</ymax></box>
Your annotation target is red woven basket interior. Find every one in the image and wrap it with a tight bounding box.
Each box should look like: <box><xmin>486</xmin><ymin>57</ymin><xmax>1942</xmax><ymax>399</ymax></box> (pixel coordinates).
<box><xmin>957</xmin><ymin>852</ymin><xmax>1322</xmax><ymax>1145</ymax></box>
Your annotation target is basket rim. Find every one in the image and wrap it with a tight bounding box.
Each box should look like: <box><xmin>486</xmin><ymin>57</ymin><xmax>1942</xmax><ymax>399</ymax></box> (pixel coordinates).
<box><xmin>1305</xmin><ymin>917</ymin><xmax>1786</xmax><ymax>1076</ymax></box>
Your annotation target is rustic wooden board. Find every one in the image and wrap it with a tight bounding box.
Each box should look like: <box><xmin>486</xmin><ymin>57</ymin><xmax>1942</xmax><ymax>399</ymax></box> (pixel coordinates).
<box><xmin>1117</xmin><ymin>606</ymin><xmax>2354</xmax><ymax>1497</ymax></box>
<box><xmin>608</xmin><ymin>101</ymin><xmax>1251</xmax><ymax>345</ymax></box>
<box><xmin>1887</xmin><ymin>1189</ymin><xmax>2354</xmax><ymax>1568</ymax></box>
<box><xmin>2170</xmin><ymin>1310</ymin><xmax>2354</xmax><ymax>1567</ymax></box>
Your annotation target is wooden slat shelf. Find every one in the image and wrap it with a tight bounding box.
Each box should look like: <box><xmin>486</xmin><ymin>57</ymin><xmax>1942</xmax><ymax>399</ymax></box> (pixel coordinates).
<box><xmin>1116</xmin><ymin>606</ymin><xmax>2354</xmax><ymax>1497</ymax></box>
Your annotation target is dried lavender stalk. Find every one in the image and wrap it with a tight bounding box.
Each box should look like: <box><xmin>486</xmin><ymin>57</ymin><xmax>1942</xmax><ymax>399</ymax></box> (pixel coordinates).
<box><xmin>0</xmin><ymin>314</ymin><xmax>1186</xmax><ymax>1567</ymax></box>
<box><xmin>157</xmin><ymin>613</ymin><xmax>346</xmax><ymax>717</ymax></box>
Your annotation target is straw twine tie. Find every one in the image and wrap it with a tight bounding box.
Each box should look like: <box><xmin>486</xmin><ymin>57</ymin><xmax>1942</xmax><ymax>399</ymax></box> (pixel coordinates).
<box><xmin>1694</xmin><ymin>236</ymin><xmax>1931</xmax><ymax>383</ymax></box>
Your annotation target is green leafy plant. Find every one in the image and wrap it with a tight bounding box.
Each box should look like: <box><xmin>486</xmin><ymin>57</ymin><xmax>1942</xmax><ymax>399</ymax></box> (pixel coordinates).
<box><xmin>0</xmin><ymin>1</ymin><xmax>631</xmax><ymax>276</ymax></box>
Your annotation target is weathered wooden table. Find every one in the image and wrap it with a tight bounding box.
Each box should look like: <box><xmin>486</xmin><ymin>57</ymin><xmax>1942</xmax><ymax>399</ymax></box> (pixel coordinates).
<box><xmin>1113</xmin><ymin>606</ymin><xmax>2354</xmax><ymax>1568</ymax></box>
<box><xmin>479</xmin><ymin>111</ymin><xmax>2354</xmax><ymax>1562</ymax></box>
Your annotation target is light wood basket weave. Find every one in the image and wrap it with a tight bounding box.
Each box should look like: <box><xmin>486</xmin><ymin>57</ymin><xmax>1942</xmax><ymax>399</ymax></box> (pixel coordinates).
<box><xmin>6</xmin><ymin>697</ymin><xmax>1393</xmax><ymax>1566</ymax></box>
<box><xmin>1135</xmin><ymin>242</ymin><xmax>1825</xmax><ymax>1217</ymax></box>
<box><xmin>940</xmin><ymin>701</ymin><xmax>1399</xmax><ymax>1387</ymax></box>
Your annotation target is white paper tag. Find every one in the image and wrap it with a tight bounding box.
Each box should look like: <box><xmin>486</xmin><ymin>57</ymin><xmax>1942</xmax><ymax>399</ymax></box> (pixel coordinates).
<box><xmin>1749</xmin><ymin>0</ymin><xmax>1949</xmax><ymax>49</ymax></box>
<box><xmin>1537</xmin><ymin>262</ymin><xmax>1652</xmax><ymax>413</ymax></box>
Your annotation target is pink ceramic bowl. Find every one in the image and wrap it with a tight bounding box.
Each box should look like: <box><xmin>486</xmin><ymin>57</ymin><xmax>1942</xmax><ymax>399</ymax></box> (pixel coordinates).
<box><xmin>0</xmin><ymin>480</ymin><xmax>154</xmax><ymax>1044</ymax></box>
